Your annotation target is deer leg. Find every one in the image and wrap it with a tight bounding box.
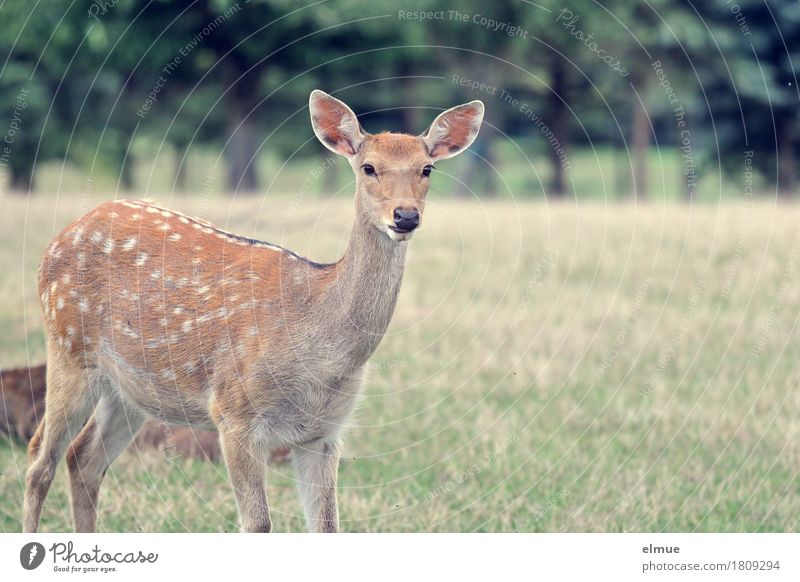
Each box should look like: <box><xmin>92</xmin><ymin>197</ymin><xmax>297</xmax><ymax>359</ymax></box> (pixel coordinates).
<box><xmin>23</xmin><ymin>362</ymin><xmax>94</xmax><ymax>533</ymax></box>
<box><xmin>66</xmin><ymin>394</ymin><xmax>145</xmax><ymax>532</ymax></box>
<box><xmin>292</xmin><ymin>437</ymin><xmax>341</xmax><ymax>533</ymax></box>
<box><xmin>219</xmin><ymin>427</ymin><xmax>271</xmax><ymax>532</ymax></box>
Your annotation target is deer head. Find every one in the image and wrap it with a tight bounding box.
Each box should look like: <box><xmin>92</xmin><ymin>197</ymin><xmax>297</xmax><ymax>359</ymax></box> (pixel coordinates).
<box><xmin>309</xmin><ymin>90</ymin><xmax>484</xmax><ymax>241</ymax></box>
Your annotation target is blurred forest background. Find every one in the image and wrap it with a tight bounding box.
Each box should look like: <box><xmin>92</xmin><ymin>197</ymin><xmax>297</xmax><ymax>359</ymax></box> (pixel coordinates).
<box><xmin>0</xmin><ymin>0</ymin><xmax>796</xmax><ymax>200</ymax></box>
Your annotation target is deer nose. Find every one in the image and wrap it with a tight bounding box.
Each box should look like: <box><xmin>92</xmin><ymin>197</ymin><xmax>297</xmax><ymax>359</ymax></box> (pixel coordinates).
<box><xmin>393</xmin><ymin>207</ymin><xmax>419</xmax><ymax>232</ymax></box>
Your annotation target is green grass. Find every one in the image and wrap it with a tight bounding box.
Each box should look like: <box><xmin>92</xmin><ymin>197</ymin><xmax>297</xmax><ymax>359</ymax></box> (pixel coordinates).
<box><xmin>1</xmin><ymin>193</ymin><xmax>798</xmax><ymax>532</ymax></box>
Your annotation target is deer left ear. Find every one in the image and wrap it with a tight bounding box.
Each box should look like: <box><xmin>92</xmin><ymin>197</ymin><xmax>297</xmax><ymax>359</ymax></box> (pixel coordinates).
<box><xmin>421</xmin><ymin>101</ymin><xmax>484</xmax><ymax>160</ymax></box>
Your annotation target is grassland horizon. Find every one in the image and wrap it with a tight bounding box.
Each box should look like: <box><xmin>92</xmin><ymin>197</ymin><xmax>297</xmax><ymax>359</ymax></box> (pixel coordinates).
<box><xmin>1</xmin><ymin>193</ymin><xmax>798</xmax><ymax>532</ymax></box>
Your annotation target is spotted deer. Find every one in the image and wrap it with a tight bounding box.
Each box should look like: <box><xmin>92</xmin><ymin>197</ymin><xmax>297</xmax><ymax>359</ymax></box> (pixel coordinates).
<box><xmin>23</xmin><ymin>90</ymin><xmax>484</xmax><ymax>533</ymax></box>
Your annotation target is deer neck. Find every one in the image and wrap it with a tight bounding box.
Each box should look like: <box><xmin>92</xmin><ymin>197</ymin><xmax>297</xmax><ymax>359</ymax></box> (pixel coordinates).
<box><xmin>318</xmin><ymin>209</ymin><xmax>408</xmax><ymax>363</ymax></box>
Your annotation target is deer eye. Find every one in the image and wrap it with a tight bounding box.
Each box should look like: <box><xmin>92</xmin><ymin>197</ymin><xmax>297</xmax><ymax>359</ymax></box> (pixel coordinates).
<box><xmin>362</xmin><ymin>164</ymin><xmax>376</xmax><ymax>176</ymax></box>
<box><xmin>422</xmin><ymin>165</ymin><xmax>433</xmax><ymax>177</ymax></box>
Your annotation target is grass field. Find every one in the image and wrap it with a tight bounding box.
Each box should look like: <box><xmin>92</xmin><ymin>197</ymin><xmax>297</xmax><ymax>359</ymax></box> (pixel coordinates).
<box><xmin>1</xmin><ymin>192</ymin><xmax>799</xmax><ymax>532</ymax></box>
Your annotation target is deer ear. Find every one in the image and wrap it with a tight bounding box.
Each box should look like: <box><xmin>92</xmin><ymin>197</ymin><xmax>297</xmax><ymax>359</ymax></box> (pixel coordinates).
<box><xmin>309</xmin><ymin>90</ymin><xmax>365</xmax><ymax>158</ymax></box>
<box><xmin>421</xmin><ymin>101</ymin><xmax>484</xmax><ymax>160</ymax></box>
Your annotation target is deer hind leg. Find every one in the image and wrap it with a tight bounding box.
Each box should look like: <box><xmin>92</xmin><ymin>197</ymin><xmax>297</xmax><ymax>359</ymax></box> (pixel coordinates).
<box><xmin>66</xmin><ymin>393</ymin><xmax>145</xmax><ymax>532</ymax></box>
<box><xmin>23</xmin><ymin>361</ymin><xmax>94</xmax><ymax>533</ymax></box>
<box><xmin>219</xmin><ymin>427</ymin><xmax>272</xmax><ymax>532</ymax></box>
<box><xmin>292</xmin><ymin>437</ymin><xmax>341</xmax><ymax>533</ymax></box>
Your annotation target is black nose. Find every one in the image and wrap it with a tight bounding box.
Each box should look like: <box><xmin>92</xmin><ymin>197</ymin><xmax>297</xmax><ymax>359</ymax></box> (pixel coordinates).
<box><xmin>393</xmin><ymin>207</ymin><xmax>420</xmax><ymax>232</ymax></box>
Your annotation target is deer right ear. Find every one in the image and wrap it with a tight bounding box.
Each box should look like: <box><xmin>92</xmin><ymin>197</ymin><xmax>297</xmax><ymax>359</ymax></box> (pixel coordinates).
<box><xmin>309</xmin><ymin>90</ymin><xmax>365</xmax><ymax>158</ymax></box>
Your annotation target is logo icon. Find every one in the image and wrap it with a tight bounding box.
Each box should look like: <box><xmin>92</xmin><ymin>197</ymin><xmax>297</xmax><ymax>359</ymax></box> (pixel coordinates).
<box><xmin>20</xmin><ymin>542</ymin><xmax>46</xmax><ymax>570</ymax></box>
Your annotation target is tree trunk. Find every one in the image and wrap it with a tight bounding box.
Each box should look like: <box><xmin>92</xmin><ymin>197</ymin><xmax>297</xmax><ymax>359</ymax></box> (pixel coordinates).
<box><xmin>174</xmin><ymin>143</ymin><xmax>189</xmax><ymax>192</ymax></box>
<box><xmin>778</xmin><ymin>119</ymin><xmax>795</xmax><ymax>196</ymax></box>
<box><xmin>119</xmin><ymin>152</ymin><xmax>135</xmax><ymax>191</ymax></box>
<box><xmin>548</xmin><ymin>60</ymin><xmax>568</xmax><ymax>198</ymax></box>
<box><xmin>400</xmin><ymin>73</ymin><xmax>423</xmax><ymax>134</ymax></box>
<box><xmin>455</xmin><ymin>134</ymin><xmax>495</xmax><ymax>198</ymax></box>
<box><xmin>227</xmin><ymin>93</ymin><xmax>259</xmax><ymax>194</ymax></box>
<box><xmin>10</xmin><ymin>164</ymin><xmax>34</xmax><ymax>193</ymax></box>
<box><xmin>631</xmin><ymin>77</ymin><xmax>650</xmax><ymax>200</ymax></box>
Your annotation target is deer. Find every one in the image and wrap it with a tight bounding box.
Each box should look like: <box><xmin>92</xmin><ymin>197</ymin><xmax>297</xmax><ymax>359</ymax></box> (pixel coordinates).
<box><xmin>22</xmin><ymin>90</ymin><xmax>484</xmax><ymax>533</ymax></box>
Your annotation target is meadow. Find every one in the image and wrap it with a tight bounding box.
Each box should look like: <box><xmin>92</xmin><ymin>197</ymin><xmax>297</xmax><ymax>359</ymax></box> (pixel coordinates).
<box><xmin>1</xmin><ymin>190</ymin><xmax>798</xmax><ymax>532</ymax></box>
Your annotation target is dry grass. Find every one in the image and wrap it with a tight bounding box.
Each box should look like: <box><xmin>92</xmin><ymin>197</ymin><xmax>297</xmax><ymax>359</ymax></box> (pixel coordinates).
<box><xmin>1</xmin><ymin>192</ymin><xmax>799</xmax><ymax>532</ymax></box>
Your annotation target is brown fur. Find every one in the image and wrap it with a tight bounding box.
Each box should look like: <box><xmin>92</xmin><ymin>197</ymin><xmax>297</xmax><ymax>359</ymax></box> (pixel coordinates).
<box><xmin>0</xmin><ymin>364</ymin><xmax>46</xmax><ymax>441</ymax></box>
<box><xmin>1</xmin><ymin>364</ymin><xmax>288</xmax><ymax>464</ymax></box>
<box><xmin>23</xmin><ymin>90</ymin><xmax>483</xmax><ymax>533</ymax></box>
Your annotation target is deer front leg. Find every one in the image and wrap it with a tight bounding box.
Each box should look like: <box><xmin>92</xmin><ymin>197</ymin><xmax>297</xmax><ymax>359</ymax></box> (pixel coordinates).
<box><xmin>219</xmin><ymin>427</ymin><xmax>271</xmax><ymax>533</ymax></box>
<box><xmin>292</xmin><ymin>437</ymin><xmax>341</xmax><ymax>533</ymax></box>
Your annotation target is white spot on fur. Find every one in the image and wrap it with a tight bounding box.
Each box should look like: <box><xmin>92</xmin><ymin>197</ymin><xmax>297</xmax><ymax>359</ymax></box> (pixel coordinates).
<box><xmin>168</xmin><ymin>232</ymin><xmax>181</xmax><ymax>241</ymax></box>
<box><xmin>151</xmin><ymin>269</ymin><xmax>162</xmax><ymax>279</ymax></box>
<box><xmin>102</xmin><ymin>239</ymin><xmax>115</xmax><ymax>254</ymax></box>
<box><xmin>122</xmin><ymin>236</ymin><xmax>137</xmax><ymax>251</ymax></box>
<box><xmin>173</xmin><ymin>307</ymin><xmax>184</xmax><ymax>315</ymax></box>
<box><xmin>182</xmin><ymin>320</ymin><xmax>193</xmax><ymax>333</ymax></box>
<box><xmin>78</xmin><ymin>298</ymin><xmax>89</xmax><ymax>312</ymax></box>
<box><xmin>61</xmin><ymin>273</ymin><xmax>71</xmax><ymax>284</ymax></box>
<box><xmin>72</xmin><ymin>227</ymin><xmax>84</xmax><ymax>246</ymax></box>
<box><xmin>196</xmin><ymin>285</ymin><xmax>210</xmax><ymax>294</ymax></box>
<box><xmin>135</xmin><ymin>252</ymin><xmax>149</xmax><ymax>266</ymax></box>
<box><xmin>56</xmin><ymin>297</ymin><xmax>65</xmax><ymax>310</ymax></box>
<box><xmin>131</xmin><ymin>213</ymin><xmax>142</xmax><ymax>221</ymax></box>
<box><xmin>50</xmin><ymin>282</ymin><xmax>58</xmax><ymax>294</ymax></box>
<box><xmin>91</xmin><ymin>231</ymin><xmax>103</xmax><ymax>243</ymax></box>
